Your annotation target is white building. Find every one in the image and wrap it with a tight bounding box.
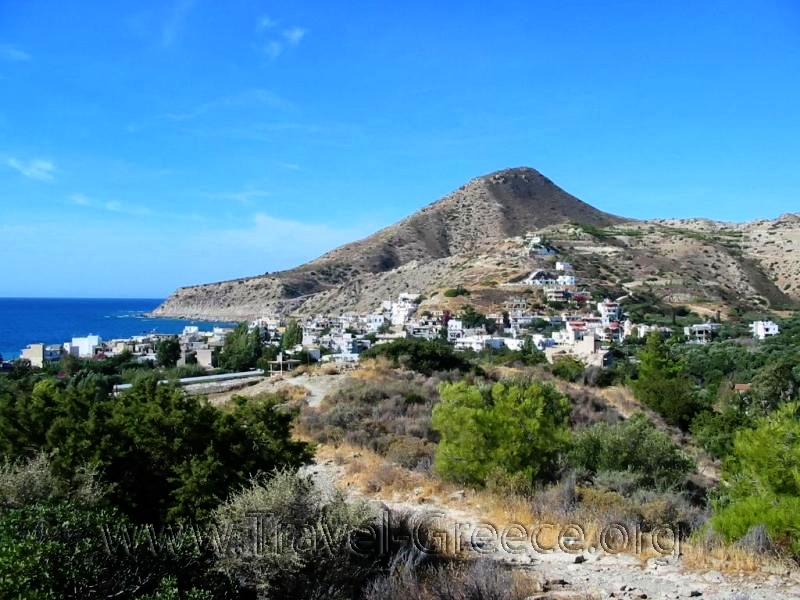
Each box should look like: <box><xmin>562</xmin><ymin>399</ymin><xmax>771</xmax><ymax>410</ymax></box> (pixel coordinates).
<box><xmin>750</xmin><ymin>320</ymin><xmax>780</xmax><ymax>340</ymax></box>
<box><xmin>365</xmin><ymin>313</ymin><xmax>387</xmax><ymax>333</ymax></box>
<box><xmin>597</xmin><ymin>299</ymin><xmax>622</xmax><ymax>325</ymax></box>
<box><xmin>557</xmin><ymin>275</ymin><xmax>576</xmax><ymax>286</ymax></box>
<box><xmin>389</xmin><ymin>293</ymin><xmax>421</xmax><ymax>326</ymax></box>
<box><xmin>68</xmin><ymin>334</ymin><xmax>102</xmax><ymax>358</ymax></box>
<box><xmin>555</xmin><ymin>261</ymin><xmax>573</xmax><ymax>272</ymax></box>
<box><xmin>684</xmin><ymin>323</ymin><xmax>721</xmax><ymax>344</ymax></box>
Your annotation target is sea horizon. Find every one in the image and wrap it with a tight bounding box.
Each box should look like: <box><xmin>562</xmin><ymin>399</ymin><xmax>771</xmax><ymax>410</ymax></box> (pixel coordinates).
<box><xmin>0</xmin><ymin>297</ymin><xmax>236</xmax><ymax>360</ymax></box>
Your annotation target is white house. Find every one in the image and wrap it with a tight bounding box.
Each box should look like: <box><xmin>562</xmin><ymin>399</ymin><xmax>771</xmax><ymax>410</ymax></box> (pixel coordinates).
<box><xmin>68</xmin><ymin>334</ymin><xmax>102</xmax><ymax>358</ymax></box>
<box><xmin>557</xmin><ymin>275</ymin><xmax>576</xmax><ymax>286</ymax></box>
<box><xmin>750</xmin><ymin>320</ymin><xmax>780</xmax><ymax>340</ymax></box>
<box><xmin>366</xmin><ymin>313</ymin><xmax>387</xmax><ymax>333</ymax></box>
<box><xmin>555</xmin><ymin>261</ymin><xmax>573</xmax><ymax>272</ymax></box>
<box><xmin>684</xmin><ymin>323</ymin><xmax>721</xmax><ymax>344</ymax></box>
<box><xmin>523</xmin><ymin>270</ymin><xmax>558</xmax><ymax>286</ymax></box>
<box><xmin>597</xmin><ymin>299</ymin><xmax>622</xmax><ymax>325</ymax></box>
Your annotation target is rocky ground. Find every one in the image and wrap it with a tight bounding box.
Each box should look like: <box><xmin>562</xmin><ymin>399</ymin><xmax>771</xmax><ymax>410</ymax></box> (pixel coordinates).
<box><xmin>283</xmin><ymin>373</ymin><xmax>800</xmax><ymax>600</ymax></box>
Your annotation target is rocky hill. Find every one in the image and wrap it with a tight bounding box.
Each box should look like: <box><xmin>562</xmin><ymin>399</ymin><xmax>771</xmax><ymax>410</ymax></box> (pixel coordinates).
<box><xmin>151</xmin><ymin>167</ymin><xmax>800</xmax><ymax>320</ymax></box>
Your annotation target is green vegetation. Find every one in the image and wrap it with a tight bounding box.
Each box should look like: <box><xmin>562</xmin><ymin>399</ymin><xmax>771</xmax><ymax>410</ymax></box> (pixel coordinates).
<box><xmin>359</xmin><ymin>338</ymin><xmax>475</xmax><ymax>376</ymax></box>
<box><xmin>431</xmin><ymin>379</ymin><xmax>571</xmax><ymax>487</ymax></box>
<box><xmin>710</xmin><ymin>403</ymin><xmax>800</xmax><ymax>557</ymax></box>
<box><xmin>443</xmin><ymin>285</ymin><xmax>470</xmax><ymax>297</ymax></box>
<box><xmin>0</xmin><ymin>377</ymin><xmax>312</xmax><ymax>525</ymax></box>
<box><xmin>569</xmin><ymin>413</ymin><xmax>695</xmax><ymax>490</ymax></box>
<box><xmin>156</xmin><ymin>335</ymin><xmax>182</xmax><ymax>368</ymax></box>
<box><xmin>550</xmin><ymin>355</ymin><xmax>585</xmax><ymax>382</ymax></box>
<box><xmin>631</xmin><ymin>332</ymin><xmax>707</xmax><ymax>429</ymax></box>
<box><xmin>281</xmin><ymin>318</ymin><xmax>303</xmax><ymax>349</ymax></box>
<box><xmin>218</xmin><ymin>322</ymin><xmax>266</xmax><ymax>371</ymax></box>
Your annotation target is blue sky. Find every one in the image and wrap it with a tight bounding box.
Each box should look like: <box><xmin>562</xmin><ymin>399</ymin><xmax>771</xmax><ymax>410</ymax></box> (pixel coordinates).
<box><xmin>2</xmin><ymin>1</ymin><xmax>799</xmax><ymax>297</ymax></box>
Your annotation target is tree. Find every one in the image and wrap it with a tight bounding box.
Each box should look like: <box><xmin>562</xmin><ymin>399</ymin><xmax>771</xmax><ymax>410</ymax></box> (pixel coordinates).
<box><xmin>632</xmin><ymin>331</ymin><xmax>705</xmax><ymax>430</ymax></box>
<box><xmin>431</xmin><ymin>380</ymin><xmax>572</xmax><ymax>487</ymax></box>
<box><xmin>749</xmin><ymin>357</ymin><xmax>799</xmax><ymax>415</ymax></box>
<box><xmin>281</xmin><ymin>319</ymin><xmax>303</xmax><ymax>350</ymax></box>
<box><xmin>0</xmin><ymin>377</ymin><xmax>313</xmax><ymax>525</ymax></box>
<box><xmin>0</xmin><ymin>455</ymin><xmax>234</xmax><ymax>599</ymax></box>
<box><xmin>711</xmin><ymin>403</ymin><xmax>800</xmax><ymax>557</ymax></box>
<box><xmin>157</xmin><ymin>336</ymin><xmax>182</xmax><ymax>368</ymax></box>
<box><xmin>459</xmin><ymin>304</ymin><xmax>487</xmax><ymax>329</ymax></box>
<box><xmin>550</xmin><ymin>356</ymin><xmax>585</xmax><ymax>382</ymax></box>
<box><xmin>219</xmin><ymin>323</ymin><xmax>262</xmax><ymax>372</ymax></box>
<box><xmin>520</xmin><ymin>337</ymin><xmax>547</xmax><ymax>366</ymax></box>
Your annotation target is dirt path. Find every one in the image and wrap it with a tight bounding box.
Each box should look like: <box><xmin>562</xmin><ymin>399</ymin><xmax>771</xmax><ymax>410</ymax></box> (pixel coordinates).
<box><xmin>257</xmin><ymin>368</ymin><xmax>796</xmax><ymax>598</ymax></box>
<box><xmin>306</xmin><ymin>456</ymin><xmax>799</xmax><ymax>599</ymax></box>
<box><xmin>206</xmin><ymin>371</ymin><xmax>348</xmax><ymax>406</ymax></box>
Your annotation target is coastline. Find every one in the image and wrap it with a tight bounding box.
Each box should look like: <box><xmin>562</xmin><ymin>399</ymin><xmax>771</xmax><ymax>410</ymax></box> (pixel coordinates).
<box><xmin>0</xmin><ymin>298</ymin><xmax>239</xmax><ymax>360</ymax></box>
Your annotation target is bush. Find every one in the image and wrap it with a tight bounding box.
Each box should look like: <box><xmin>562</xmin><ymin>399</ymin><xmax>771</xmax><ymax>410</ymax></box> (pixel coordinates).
<box><xmin>550</xmin><ymin>356</ymin><xmax>585</xmax><ymax>382</ymax></box>
<box><xmin>212</xmin><ymin>470</ymin><xmax>378</xmax><ymax>599</ymax></box>
<box><xmin>360</xmin><ymin>338</ymin><xmax>475</xmax><ymax>376</ymax></box>
<box><xmin>432</xmin><ymin>379</ymin><xmax>572</xmax><ymax>487</ymax></box>
<box><xmin>710</xmin><ymin>403</ymin><xmax>800</xmax><ymax>557</ymax></box>
<box><xmin>363</xmin><ymin>554</ymin><xmax>541</xmax><ymax>600</ymax></box>
<box><xmin>632</xmin><ymin>331</ymin><xmax>707</xmax><ymax>430</ymax></box>
<box><xmin>569</xmin><ymin>413</ymin><xmax>695</xmax><ymax>490</ymax></box>
<box><xmin>443</xmin><ymin>285</ymin><xmax>470</xmax><ymax>297</ymax></box>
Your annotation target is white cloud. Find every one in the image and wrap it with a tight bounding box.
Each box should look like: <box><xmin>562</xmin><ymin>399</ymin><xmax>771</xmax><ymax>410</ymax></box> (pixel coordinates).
<box><xmin>264</xmin><ymin>41</ymin><xmax>283</xmax><ymax>60</ymax></box>
<box><xmin>161</xmin><ymin>0</ymin><xmax>196</xmax><ymax>47</ymax></box>
<box><xmin>0</xmin><ymin>44</ymin><xmax>31</xmax><ymax>61</ymax></box>
<box><xmin>7</xmin><ymin>158</ymin><xmax>55</xmax><ymax>181</ymax></box>
<box><xmin>257</xmin><ymin>15</ymin><xmax>277</xmax><ymax>30</ymax></box>
<box><xmin>278</xmin><ymin>162</ymin><xmax>301</xmax><ymax>171</ymax></box>
<box><xmin>204</xmin><ymin>189</ymin><xmax>271</xmax><ymax>204</ymax></box>
<box><xmin>215</xmin><ymin>213</ymin><xmax>371</xmax><ymax>262</ymax></box>
<box><xmin>162</xmin><ymin>88</ymin><xmax>289</xmax><ymax>120</ymax></box>
<box><xmin>70</xmin><ymin>193</ymin><xmax>91</xmax><ymax>206</ymax></box>
<box><xmin>283</xmin><ymin>27</ymin><xmax>306</xmax><ymax>46</ymax></box>
<box><xmin>69</xmin><ymin>193</ymin><xmax>151</xmax><ymax>216</ymax></box>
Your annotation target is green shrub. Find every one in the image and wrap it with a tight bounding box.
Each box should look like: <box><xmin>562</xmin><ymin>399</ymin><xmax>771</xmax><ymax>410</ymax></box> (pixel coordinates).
<box><xmin>690</xmin><ymin>408</ymin><xmax>755</xmax><ymax>460</ymax></box>
<box><xmin>360</xmin><ymin>338</ymin><xmax>474</xmax><ymax>376</ymax></box>
<box><xmin>632</xmin><ymin>332</ymin><xmax>707</xmax><ymax>430</ymax></box>
<box><xmin>443</xmin><ymin>285</ymin><xmax>470</xmax><ymax>297</ymax></box>
<box><xmin>711</xmin><ymin>402</ymin><xmax>800</xmax><ymax>557</ymax></box>
<box><xmin>550</xmin><ymin>356</ymin><xmax>585</xmax><ymax>382</ymax></box>
<box><xmin>569</xmin><ymin>413</ymin><xmax>695</xmax><ymax>490</ymax></box>
<box><xmin>432</xmin><ymin>379</ymin><xmax>572</xmax><ymax>487</ymax></box>
<box><xmin>711</xmin><ymin>495</ymin><xmax>800</xmax><ymax>557</ymax></box>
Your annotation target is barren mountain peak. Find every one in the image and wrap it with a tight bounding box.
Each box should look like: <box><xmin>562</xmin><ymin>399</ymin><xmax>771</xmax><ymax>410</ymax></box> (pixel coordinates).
<box><xmin>151</xmin><ymin>167</ymin><xmax>800</xmax><ymax>320</ymax></box>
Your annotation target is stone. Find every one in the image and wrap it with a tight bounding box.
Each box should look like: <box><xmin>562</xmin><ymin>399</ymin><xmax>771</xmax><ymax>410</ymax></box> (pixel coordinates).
<box><xmin>702</xmin><ymin>570</ymin><xmax>724</xmax><ymax>584</ymax></box>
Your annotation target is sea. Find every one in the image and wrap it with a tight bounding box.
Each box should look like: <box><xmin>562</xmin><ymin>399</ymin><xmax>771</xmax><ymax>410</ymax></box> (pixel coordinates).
<box><xmin>0</xmin><ymin>298</ymin><xmax>238</xmax><ymax>360</ymax></box>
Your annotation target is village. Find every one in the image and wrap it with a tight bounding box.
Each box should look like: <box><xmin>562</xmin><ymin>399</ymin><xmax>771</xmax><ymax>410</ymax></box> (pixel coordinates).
<box><xmin>14</xmin><ymin>239</ymin><xmax>783</xmax><ymax>374</ymax></box>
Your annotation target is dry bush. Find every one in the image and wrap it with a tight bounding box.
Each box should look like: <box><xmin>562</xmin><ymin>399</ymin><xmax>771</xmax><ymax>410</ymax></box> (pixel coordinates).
<box><xmin>298</xmin><ymin>373</ymin><xmax>441</xmax><ymax>465</ymax></box>
<box><xmin>321</xmin><ymin>363</ymin><xmax>341</xmax><ymax>375</ymax></box>
<box><xmin>212</xmin><ymin>469</ymin><xmax>378</xmax><ymax>599</ymax></box>
<box><xmin>0</xmin><ymin>452</ymin><xmax>103</xmax><ymax>508</ymax></box>
<box><xmin>364</xmin><ymin>555</ymin><xmax>543</xmax><ymax>600</ymax></box>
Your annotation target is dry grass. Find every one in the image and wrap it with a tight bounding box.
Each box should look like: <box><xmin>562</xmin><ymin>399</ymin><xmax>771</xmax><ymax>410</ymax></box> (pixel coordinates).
<box><xmin>680</xmin><ymin>542</ymin><xmax>787</xmax><ymax>574</ymax></box>
<box><xmin>349</xmin><ymin>357</ymin><xmax>400</xmax><ymax>381</ymax></box>
<box><xmin>309</xmin><ymin>442</ymin><xmax>792</xmax><ymax>576</ymax></box>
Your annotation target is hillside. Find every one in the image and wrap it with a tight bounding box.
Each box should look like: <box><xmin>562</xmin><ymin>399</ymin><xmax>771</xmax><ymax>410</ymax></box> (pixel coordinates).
<box><xmin>152</xmin><ymin>168</ymin><xmax>800</xmax><ymax>320</ymax></box>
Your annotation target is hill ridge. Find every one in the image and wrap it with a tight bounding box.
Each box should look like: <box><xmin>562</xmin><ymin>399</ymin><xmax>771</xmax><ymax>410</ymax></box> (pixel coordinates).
<box><xmin>151</xmin><ymin>168</ymin><xmax>799</xmax><ymax>320</ymax></box>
